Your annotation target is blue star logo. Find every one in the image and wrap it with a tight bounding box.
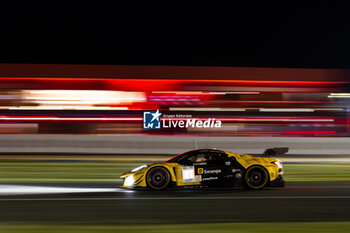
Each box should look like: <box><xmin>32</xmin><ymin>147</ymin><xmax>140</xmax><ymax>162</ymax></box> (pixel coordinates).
<box><xmin>143</xmin><ymin>110</ymin><xmax>162</xmax><ymax>129</ymax></box>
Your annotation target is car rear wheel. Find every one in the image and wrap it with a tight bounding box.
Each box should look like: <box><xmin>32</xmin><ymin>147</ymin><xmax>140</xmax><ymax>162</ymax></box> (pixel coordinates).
<box><xmin>244</xmin><ymin>166</ymin><xmax>269</xmax><ymax>190</ymax></box>
<box><xmin>146</xmin><ymin>167</ymin><xmax>171</xmax><ymax>190</ymax></box>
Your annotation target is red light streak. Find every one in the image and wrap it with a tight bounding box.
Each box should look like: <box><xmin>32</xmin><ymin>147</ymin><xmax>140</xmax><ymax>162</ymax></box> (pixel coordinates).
<box><xmin>283</xmin><ymin>131</ymin><xmax>336</xmax><ymax>134</ymax></box>
<box><xmin>0</xmin><ymin>78</ymin><xmax>345</xmax><ymax>92</ymax></box>
<box><xmin>0</xmin><ymin>116</ymin><xmax>334</xmax><ymax>123</ymax></box>
<box><xmin>163</xmin><ymin>117</ymin><xmax>334</xmax><ymax>122</ymax></box>
<box><xmin>0</xmin><ymin>116</ymin><xmax>142</xmax><ymax>121</ymax></box>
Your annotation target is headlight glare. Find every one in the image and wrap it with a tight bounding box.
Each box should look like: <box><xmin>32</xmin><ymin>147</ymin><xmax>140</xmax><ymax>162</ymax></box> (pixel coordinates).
<box><xmin>131</xmin><ymin>165</ymin><xmax>148</xmax><ymax>172</ymax></box>
<box><xmin>124</xmin><ymin>175</ymin><xmax>134</xmax><ymax>186</ymax></box>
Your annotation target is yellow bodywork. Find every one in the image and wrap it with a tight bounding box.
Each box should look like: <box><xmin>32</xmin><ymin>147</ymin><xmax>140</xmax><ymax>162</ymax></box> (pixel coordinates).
<box><xmin>225</xmin><ymin>152</ymin><xmax>281</xmax><ymax>182</ymax></box>
<box><xmin>120</xmin><ymin>151</ymin><xmax>281</xmax><ymax>188</ymax></box>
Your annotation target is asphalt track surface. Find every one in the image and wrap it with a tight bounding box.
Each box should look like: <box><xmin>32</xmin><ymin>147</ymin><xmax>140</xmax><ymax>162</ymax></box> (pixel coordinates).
<box><xmin>0</xmin><ymin>182</ymin><xmax>350</xmax><ymax>224</ymax></box>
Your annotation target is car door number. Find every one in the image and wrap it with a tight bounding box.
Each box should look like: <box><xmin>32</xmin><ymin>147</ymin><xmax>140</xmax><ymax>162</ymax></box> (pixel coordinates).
<box><xmin>182</xmin><ymin>166</ymin><xmax>201</xmax><ymax>183</ymax></box>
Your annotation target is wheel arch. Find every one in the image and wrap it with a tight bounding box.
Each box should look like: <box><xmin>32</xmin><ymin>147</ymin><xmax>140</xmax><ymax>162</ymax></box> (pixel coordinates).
<box><xmin>245</xmin><ymin>164</ymin><xmax>271</xmax><ymax>178</ymax></box>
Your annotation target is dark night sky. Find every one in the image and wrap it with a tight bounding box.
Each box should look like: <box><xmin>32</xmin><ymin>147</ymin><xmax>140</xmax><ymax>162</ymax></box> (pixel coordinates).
<box><xmin>1</xmin><ymin>2</ymin><xmax>350</xmax><ymax>68</ymax></box>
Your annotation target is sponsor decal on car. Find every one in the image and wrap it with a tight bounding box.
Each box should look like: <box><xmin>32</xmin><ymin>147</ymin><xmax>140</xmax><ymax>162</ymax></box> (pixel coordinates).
<box><xmin>204</xmin><ymin>169</ymin><xmax>221</xmax><ymax>174</ymax></box>
<box><xmin>202</xmin><ymin>177</ymin><xmax>219</xmax><ymax>181</ymax></box>
<box><xmin>232</xmin><ymin>169</ymin><xmax>242</xmax><ymax>178</ymax></box>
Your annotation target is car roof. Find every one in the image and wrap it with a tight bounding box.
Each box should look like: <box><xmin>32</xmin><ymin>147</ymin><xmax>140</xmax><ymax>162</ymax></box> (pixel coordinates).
<box><xmin>193</xmin><ymin>149</ymin><xmax>225</xmax><ymax>153</ymax></box>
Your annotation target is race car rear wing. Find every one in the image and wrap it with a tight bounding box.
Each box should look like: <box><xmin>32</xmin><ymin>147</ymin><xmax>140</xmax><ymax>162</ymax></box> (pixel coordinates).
<box><xmin>263</xmin><ymin>147</ymin><xmax>289</xmax><ymax>157</ymax></box>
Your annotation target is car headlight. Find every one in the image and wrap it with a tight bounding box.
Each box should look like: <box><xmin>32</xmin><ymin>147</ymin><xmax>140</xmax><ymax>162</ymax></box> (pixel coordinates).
<box><xmin>131</xmin><ymin>165</ymin><xmax>148</xmax><ymax>172</ymax></box>
<box><xmin>124</xmin><ymin>174</ymin><xmax>134</xmax><ymax>186</ymax></box>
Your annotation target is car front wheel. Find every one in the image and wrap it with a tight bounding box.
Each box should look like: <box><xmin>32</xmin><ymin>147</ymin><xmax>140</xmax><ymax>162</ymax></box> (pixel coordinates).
<box><xmin>146</xmin><ymin>167</ymin><xmax>171</xmax><ymax>190</ymax></box>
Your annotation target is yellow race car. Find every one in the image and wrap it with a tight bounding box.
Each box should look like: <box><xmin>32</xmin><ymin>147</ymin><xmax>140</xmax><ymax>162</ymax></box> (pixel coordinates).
<box><xmin>120</xmin><ymin>148</ymin><xmax>286</xmax><ymax>190</ymax></box>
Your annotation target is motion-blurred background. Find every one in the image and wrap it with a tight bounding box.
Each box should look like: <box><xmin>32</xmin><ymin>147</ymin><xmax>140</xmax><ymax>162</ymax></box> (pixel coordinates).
<box><xmin>0</xmin><ymin>66</ymin><xmax>348</xmax><ymax>138</ymax></box>
<box><xmin>0</xmin><ymin>64</ymin><xmax>350</xmax><ymax>155</ymax></box>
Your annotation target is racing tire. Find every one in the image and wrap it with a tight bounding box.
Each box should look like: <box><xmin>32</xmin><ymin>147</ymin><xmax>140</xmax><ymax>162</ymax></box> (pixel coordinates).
<box><xmin>146</xmin><ymin>166</ymin><xmax>171</xmax><ymax>190</ymax></box>
<box><xmin>244</xmin><ymin>165</ymin><xmax>269</xmax><ymax>190</ymax></box>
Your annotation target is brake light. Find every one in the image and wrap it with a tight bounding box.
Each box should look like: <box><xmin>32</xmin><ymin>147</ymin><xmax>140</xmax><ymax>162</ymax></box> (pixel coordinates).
<box><xmin>274</xmin><ymin>160</ymin><xmax>283</xmax><ymax>168</ymax></box>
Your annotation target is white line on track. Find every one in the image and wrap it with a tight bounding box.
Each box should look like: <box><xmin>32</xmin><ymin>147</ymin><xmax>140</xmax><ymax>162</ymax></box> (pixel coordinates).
<box><xmin>0</xmin><ymin>184</ymin><xmax>129</xmax><ymax>195</ymax></box>
<box><xmin>0</xmin><ymin>196</ymin><xmax>350</xmax><ymax>201</ymax></box>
